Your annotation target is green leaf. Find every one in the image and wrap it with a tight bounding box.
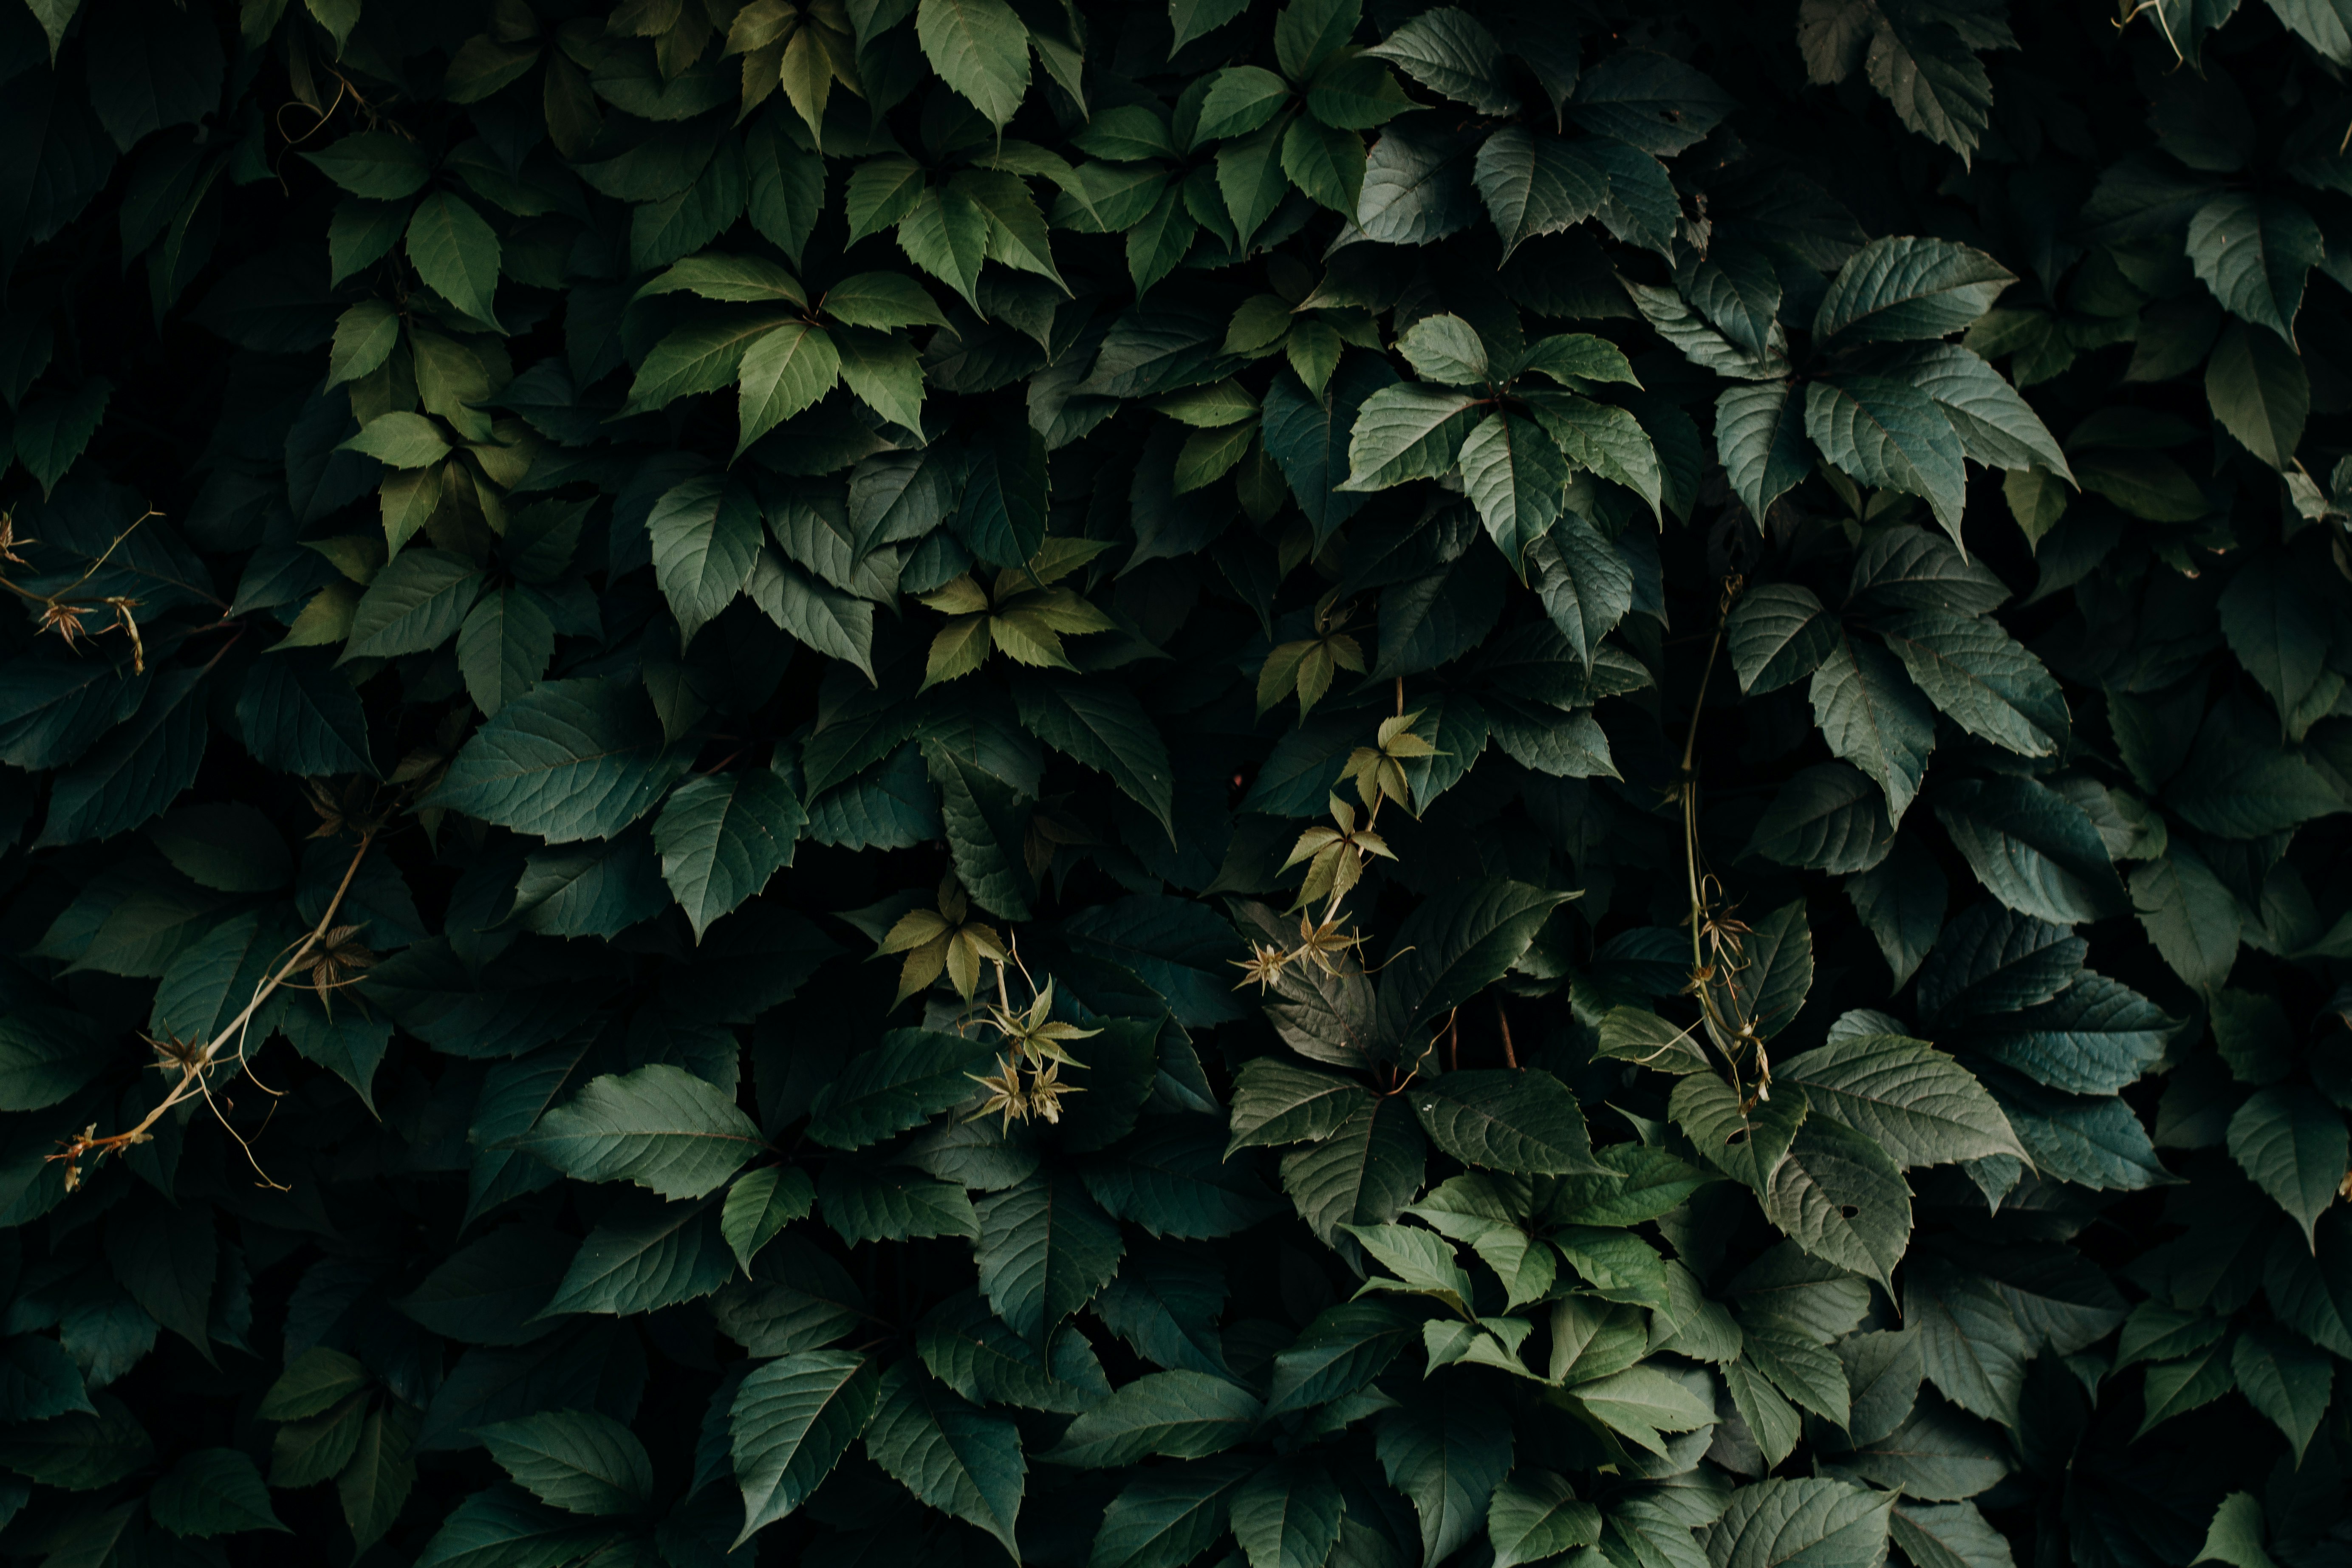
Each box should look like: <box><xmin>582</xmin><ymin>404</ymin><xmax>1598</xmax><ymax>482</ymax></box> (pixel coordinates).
<box><xmin>1011</xmin><ymin>670</ymin><xmax>1176</xmax><ymax>838</ymax></box>
<box><xmin>259</xmin><ymin>1348</ymin><xmax>370</xmax><ymax>1421</ymax></box>
<box><xmin>720</xmin><ymin>1167</ymin><xmax>815</xmax><ymax>1277</ymax></box>
<box><xmin>1889</xmin><ymin>343</ymin><xmax>2072</xmax><ymax>478</ymax></box>
<box><xmin>1809</xmin><ymin>632</ymin><xmax>1936</xmax><ymax>822</ymax></box>
<box><xmin>924</xmin><ymin>736</ymin><xmax>1036</xmax><ymax>920</ymax></box>
<box><xmin>1088</xmin><ymin>1456</ymin><xmax>1252</xmax><ymax>1568</ymax></box>
<box><xmin>1701</xmin><ymin>1478</ymin><xmax>1894</xmax><ymax>1568</ymax></box>
<box><xmin>1832</xmin><ymin>1402</ymin><xmax>2003</xmax><ymax>1512</ymax></box>
<box><xmin>1729</xmin><ymin>583</ymin><xmax>1838</xmax><ymax>696</ymax></box>
<box><xmin>2073</xmin><ymin>446</ymin><xmax>2208</xmax><ymax>521</ymax></box>
<box><xmin>2192</xmin><ymin>1493</ymin><xmax>2276</xmax><ymax>1568</ymax></box>
<box><xmin>1523</xmin><ymin>390</ymin><xmax>1665</xmax><ymax>519</ymax></box>
<box><xmin>1486</xmin><ymin>1470</ymin><xmax>1601</xmax><ymax>1568</ymax></box>
<box><xmin>2204</xmin><ymin>321</ymin><xmax>2307</xmax><ymax>470</ymax></box>
<box><xmin>1748</xmin><ymin>763</ymin><xmax>1895</xmax><ymax>874</ymax></box>
<box><xmin>1775</xmin><ymin>1034</ymin><xmax>2026</xmax><ymax>1167</ymax></box>
<box><xmin>1890</xmin><ymin>1502</ymin><xmax>2016</xmax><ymax>1568</ymax></box>
<box><xmin>431</xmin><ymin>678</ymin><xmax>692</xmax><ymax>843</ymax></box>
<box><xmin>0</xmin><ymin>1007</ymin><xmax>107</xmax><ymax>1111</ymax></box>
<box><xmin>1848</xmin><ymin>834</ymin><xmax>1947</xmax><ymax>990</ymax></box>
<box><xmin>1726</xmin><ymin>1361</ymin><xmax>1802</xmax><ymax>1469</ymax></box>
<box><xmin>2129</xmin><ymin>847</ymin><xmax>2242</xmax><ymax>994</ymax></box>
<box><xmin>1975</xmin><ymin>973</ymin><xmax>2173</xmax><ymax>1095</ymax></box>
<box><xmin>916</xmin><ymin>0</ymin><xmax>1031</xmax><ymax>127</ymax></box>
<box><xmin>540</xmin><ymin>1193</ymin><xmax>735</xmax><ymax>1314</ymax></box>
<box><xmin>823</xmin><ymin>272</ymin><xmax>948</xmax><ymax>329</ymax></box>
<box><xmin>1879</xmin><ymin>613</ymin><xmax>2069</xmax><ymax>760</ymax></box>
<box><xmin>1380</xmin><ymin>876</ymin><xmax>1577</xmax><ymax>1031</ymax></box>
<box><xmin>1043</xmin><ymin>1368</ymin><xmax>1261</xmax><ymax>1467</ymax></box>
<box><xmin>1763</xmin><ymin>1118</ymin><xmax>1914</xmax><ymax>1291</ymax></box>
<box><xmin>1528</xmin><ymin>513</ymin><xmax>1633</xmax><ymax>672</ymax></box>
<box><xmin>2188</xmin><ymin>193</ymin><xmax>2322</xmax><ymax>342</ymax></box>
<box><xmin>0</xmin><ymin>1336</ymin><xmax>93</xmax><ymax>1423</ymax></box>
<box><xmin>148</xmin><ymin>1448</ymin><xmax>287</xmax><ymax>1537</ymax></box>
<box><xmin>406</xmin><ymin>191</ymin><xmax>503</xmax><ymax>327</ymax></box>
<box><xmin>976</xmin><ymin>1172</ymin><xmax>1125</xmax><ymax>1348</ymax></box>
<box><xmin>1933</xmin><ymin>776</ymin><xmax>2124</xmax><ymax>925</ymax></box>
<box><xmin>0</xmin><ymin>1396</ymin><xmax>153</xmax><ymax>1490</ymax></box>
<box><xmin>1276</xmin><ymin>0</ymin><xmax>1360</xmax><ymax>77</ymax></box>
<box><xmin>1979</xmin><ymin>1066</ymin><xmax>2175</xmax><ymax>1192</ymax></box>
<box><xmin>1261</xmin><ymin>359</ymin><xmax>1391</xmax><ymax>544</ymax></box>
<box><xmin>1744</xmin><ymin>1319</ymin><xmax>1852</xmax><ymax>1426</ymax></box>
<box><xmin>654</xmin><ymin>770</ymin><xmax>804</xmax><ymax>940</ymax></box>
<box><xmin>1282</xmin><ymin>115</ymin><xmax>1366</xmax><ymax>215</ymax></box>
<box><xmin>835</xmin><ymin>328</ymin><xmax>926</xmax><ymax>431</ymax></box>
<box><xmin>340</xmin><ymin>410</ymin><xmax>450</xmax><ymax>469</ymax></box>
<box><xmin>478</xmin><ymin>1410</ymin><xmax>654</xmax><ymax>1517</ymax></box>
<box><xmin>1264</xmin><ymin>1300</ymin><xmax>1416</xmax><ymax>1415</ymax></box>
<box><xmin>956</xmin><ymin>407</ymin><xmax>1052</xmax><ymax>569</ymax></box>
<box><xmin>343</xmin><ymin>548</ymin><xmax>483</xmax><ymax>660</ymax></box>
<box><xmin>808</xmin><ymin>1029</ymin><xmax>996</xmax><ymax>1150</ymax></box>
<box><xmin>628</xmin><ymin>314</ymin><xmax>799</xmax><ymax>415</ymax></box>
<box><xmin>337</xmin><ymin>1404</ymin><xmax>420</xmax><ymax>1554</ymax></box>
<box><xmin>302</xmin><ymin>132</ymin><xmax>431</xmax><ymax>199</ymax></box>
<box><xmin>1229</xmin><ymin>1059</ymin><xmax>1372</xmax><ymax>1153</ymax></box>
<box><xmin>1231</xmin><ymin>1459</ymin><xmax>1346</xmax><ymax>1568</ymax></box>
<box><xmin>1198</xmin><ymin>65</ymin><xmax>1293</xmax><ymax>142</ymax></box>
<box><xmin>1471</xmin><ymin>129</ymin><xmax>1608</xmax><ymax>262</ymax></box>
<box><xmin>899</xmin><ymin>179</ymin><xmax>992</xmax><ymax>311</ymax></box>
<box><xmin>736</xmin><ymin>322</ymin><xmax>842</xmax><ymax>456</ymax></box>
<box><xmin>1364</xmin><ymin>7</ymin><xmax>1512</xmax><ymax>113</ymax></box>
<box><xmin>1814</xmin><ymin>237</ymin><xmax>2014</xmax><ymax>344</ymax></box>
<box><xmin>1410</xmin><ymin>1069</ymin><xmax>1609</xmax><ymax>1175</ymax></box>
<box><xmin>1395</xmin><ymin>313</ymin><xmax>1489</xmax><ymax>386</ymax></box>
<box><xmin>498</xmin><ymin>1064</ymin><xmax>767</xmax><ymax>1201</ymax></box>
<box><xmin>1569</xmin><ymin>1364</ymin><xmax>1717</xmax><ymax>1454</ymax></box>
<box><xmin>731</xmin><ymin>1351</ymin><xmax>879</xmax><ymax>1546</ymax></box>
<box><xmin>1459</xmin><ymin>410</ymin><xmax>1569</xmax><ymax>570</ymax></box>
<box><xmin>412</xmin><ymin>1487</ymin><xmax>602</xmax><ymax>1568</ymax></box>
<box><xmin>753</xmin><ymin>555</ymin><xmax>876</xmax><ymax>683</ymax></box>
<box><xmin>1339</xmin><ymin>382</ymin><xmax>1481</xmax><ymax>490</ymax></box>
<box><xmin>2227</xmin><ymin>1086</ymin><xmax>2348</xmax><ymax>1249</ymax></box>
<box><xmin>1375</xmin><ymin>1390</ymin><xmax>1514</xmax><ymax>1564</ymax></box>
<box><xmin>864</xmin><ymin>1362</ymin><xmax>1026</xmax><ymax>1558</ymax></box>
<box><xmin>2164</xmin><ymin>706</ymin><xmax>2342</xmax><ymax>839</ymax></box>
<box><xmin>327</xmin><ymin>299</ymin><xmax>401</xmax><ymax>389</ymax></box>
<box><xmin>1716</xmin><ymin>381</ymin><xmax>1814</xmax><ymax>526</ymax></box>
<box><xmin>2137</xmin><ymin>1325</ymin><xmax>2239</xmax><ymax>1437</ymax></box>
<box><xmin>1852</xmin><ymin>525</ymin><xmax>2012</xmax><ymax>617</ymax></box>
<box><xmin>1671</xmin><ymin>1072</ymin><xmax>1808</xmax><ymax>1191</ymax></box>
<box><xmin>1279</xmin><ymin>1095</ymin><xmax>1428</xmax><ymax>1246</ymax></box>
<box><xmin>2230</xmin><ymin>1325</ymin><xmax>2332</xmax><ymax>1464</ymax></box>
<box><xmin>649</xmin><ymin>476</ymin><xmax>764</xmax><ymax>645</ymax></box>
<box><xmin>2221</xmin><ymin>551</ymin><xmax>2334</xmax><ymax>729</ymax></box>
<box><xmin>457</xmin><ymin>588</ymin><xmax>557</xmax><ymax>719</ymax></box>
<box><xmin>1805</xmin><ymin>376</ymin><xmax>1967</xmax><ymax>541</ymax></box>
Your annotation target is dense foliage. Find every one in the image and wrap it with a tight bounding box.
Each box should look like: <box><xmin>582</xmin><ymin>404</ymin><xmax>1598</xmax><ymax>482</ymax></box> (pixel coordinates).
<box><xmin>1</xmin><ymin>0</ymin><xmax>2350</xmax><ymax>1564</ymax></box>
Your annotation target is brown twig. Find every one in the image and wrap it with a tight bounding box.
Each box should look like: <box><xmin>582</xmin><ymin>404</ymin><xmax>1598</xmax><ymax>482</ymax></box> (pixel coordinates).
<box><xmin>1494</xmin><ymin>997</ymin><xmax>1518</xmax><ymax>1070</ymax></box>
<box><xmin>51</xmin><ymin>826</ymin><xmax>380</xmax><ymax>1187</ymax></box>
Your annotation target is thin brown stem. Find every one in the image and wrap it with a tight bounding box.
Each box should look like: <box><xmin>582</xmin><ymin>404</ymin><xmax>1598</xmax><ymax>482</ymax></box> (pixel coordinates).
<box><xmin>1447</xmin><ymin>1009</ymin><xmax>1461</xmax><ymax>1073</ymax></box>
<box><xmin>56</xmin><ymin>828</ymin><xmax>379</xmax><ymax>1173</ymax></box>
<box><xmin>1494</xmin><ymin>997</ymin><xmax>1518</xmax><ymax>1070</ymax></box>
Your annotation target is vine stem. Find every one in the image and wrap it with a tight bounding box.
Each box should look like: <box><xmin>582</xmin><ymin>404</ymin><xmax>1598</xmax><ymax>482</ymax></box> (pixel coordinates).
<box><xmin>63</xmin><ymin>827</ymin><xmax>378</xmax><ymax>1164</ymax></box>
<box><xmin>1681</xmin><ymin>603</ymin><xmax>1730</xmax><ymax>977</ymax></box>
<box><xmin>1680</xmin><ymin>575</ymin><xmax>1749</xmax><ymax>1092</ymax></box>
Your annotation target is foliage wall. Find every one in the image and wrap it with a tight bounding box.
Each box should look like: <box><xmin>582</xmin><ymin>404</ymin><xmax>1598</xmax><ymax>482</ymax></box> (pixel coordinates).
<box><xmin>0</xmin><ymin>0</ymin><xmax>2349</xmax><ymax>1564</ymax></box>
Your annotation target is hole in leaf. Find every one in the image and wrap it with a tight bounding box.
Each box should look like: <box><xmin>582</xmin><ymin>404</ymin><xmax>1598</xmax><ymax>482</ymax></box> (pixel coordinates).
<box><xmin>1725</xmin><ymin>1130</ymin><xmax>1747</xmax><ymax>1144</ymax></box>
<box><xmin>1838</xmin><ymin>1204</ymin><xmax>1859</xmax><ymax>1218</ymax></box>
